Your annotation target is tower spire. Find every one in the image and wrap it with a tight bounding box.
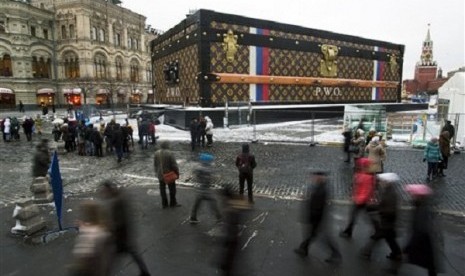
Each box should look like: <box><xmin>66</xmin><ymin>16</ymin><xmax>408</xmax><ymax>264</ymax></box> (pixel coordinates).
<box><xmin>425</xmin><ymin>23</ymin><xmax>431</xmax><ymax>42</ymax></box>
<box><xmin>420</xmin><ymin>23</ymin><xmax>436</xmax><ymax>66</ymax></box>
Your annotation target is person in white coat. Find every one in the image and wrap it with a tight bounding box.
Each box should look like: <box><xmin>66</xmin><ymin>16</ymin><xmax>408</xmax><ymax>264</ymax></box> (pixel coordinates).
<box><xmin>3</xmin><ymin>118</ymin><xmax>11</xmax><ymax>142</ymax></box>
<box><xmin>205</xmin><ymin>116</ymin><xmax>214</xmax><ymax>147</ymax></box>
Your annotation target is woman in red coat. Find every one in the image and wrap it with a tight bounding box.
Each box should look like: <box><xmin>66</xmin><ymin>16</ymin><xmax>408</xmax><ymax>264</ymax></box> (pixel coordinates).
<box><xmin>340</xmin><ymin>158</ymin><xmax>376</xmax><ymax>238</ymax></box>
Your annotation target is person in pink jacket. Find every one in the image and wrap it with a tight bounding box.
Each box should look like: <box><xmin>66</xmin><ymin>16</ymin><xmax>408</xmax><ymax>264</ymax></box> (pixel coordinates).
<box><xmin>340</xmin><ymin>158</ymin><xmax>376</xmax><ymax>238</ymax></box>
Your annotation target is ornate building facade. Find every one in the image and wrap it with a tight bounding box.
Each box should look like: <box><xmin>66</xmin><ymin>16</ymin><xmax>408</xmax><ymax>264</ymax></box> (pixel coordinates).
<box><xmin>403</xmin><ymin>26</ymin><xmax>447</xmax><ymax>96</ymax></box>
<box><xmin>0</xmin><ymin>0</ymin><xmax>156</xmax><ymax>108</ymax></box>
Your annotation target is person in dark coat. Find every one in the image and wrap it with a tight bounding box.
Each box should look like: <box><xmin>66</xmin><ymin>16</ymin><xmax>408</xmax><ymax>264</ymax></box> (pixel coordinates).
<box><xmin>42</xmin><ymin>104</ymin><xmax>48</xmax><ymax>116</ymax></box>
<box><xmin>154</xmin><ymin>141</ymin><xmax>180</xmax><ymax>208</ymax></box>
<box><xmin>22</xmin><ymin>116</ymin><xmax>34</xmax><ymax>142</ymax></box>
<box><xmin>19</xmin><ymin>100</ymin><xmax>24</xmax><ymax>112</ymax></box>
<box><xmin>198</xmin><ymin>116</ymin><xmax>207</xmax><ymax>147</ymax></box>
<box><xmin>91</xmin><ymin>126</ymin><xmax>103</xmax><ymax>157</ymax></box>
<box><xmin>189</xmin><ymin>118</ymin><xmax>199</xmax><ymax>151</ymax></box>
<box><xmin>441</xmin><ymin>120</ymin><xmax>455</xmax><ymax>141</ymax></box>
<box><xmin>438</xmin><ymin>131</ymin><xmax>450</xmax><ymax>177</ymax></box>
<box><xmin>294</xmin><ymin>171</ymin><xmax>342</xmax><ymax>263</ymax></box>
<box><xmin>138</xmin><ymin>118</ymin><xmax>149</xmax><ymax>149</ymax></box>
<box><xmin>32</xmin><ymin>139</ymin><xmax>50</xmax><ymax>177</ymax></box>
<box><xmin>235</xmin><ymin>143</ymin><xmax>257</xmax><ymax>203</ymax></box>
<box><xmin>404</xmin><ymin>184</ymin><xmax>442</xmax><ymax>276</ymax></box>
<box><xmin>99</xmin><ymin>180</ymin><xmax>151</xmax><ymax>276</ymax></box>
<box><xmin>360</xmin><ymin>173</ymin><xmax>402</xmax><ymax>261</ymax></box>
<box><xmin>189</xmin><ymin>153</ymin><xmax>222</xmax><ymax>224</ymax></box>
<box><xmin>342</xmin><ymin>129</ymin><xmax>353</xmax><ymax>163</ymax></box>
<box><xmin>112</xmin><ymin>124</ymin><xmax>124</xmax><ymax>163</ymax></box>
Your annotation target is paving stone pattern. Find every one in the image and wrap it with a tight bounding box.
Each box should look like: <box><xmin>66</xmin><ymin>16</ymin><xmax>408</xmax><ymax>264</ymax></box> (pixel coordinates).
<box><xmin>1</xmin><ymin>127</ymin><xmax>464</xmax><ymax>214</ymax></box>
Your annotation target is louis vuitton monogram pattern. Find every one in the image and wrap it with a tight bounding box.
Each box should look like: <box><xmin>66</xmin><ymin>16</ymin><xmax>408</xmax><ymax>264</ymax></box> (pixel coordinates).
<box><xmin>153</xmin><ymin>45</ymin><xmax>199</xmax><ymax>103</ymax></box>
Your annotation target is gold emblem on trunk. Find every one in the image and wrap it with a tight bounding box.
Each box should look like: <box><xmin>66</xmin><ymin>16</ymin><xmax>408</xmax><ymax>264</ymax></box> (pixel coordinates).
<box><xmin>223</xmin><ymin>30</ymin><xmax>238</xmax><ymax>62</ymax></box>
<box><xmin>320</xmin><ymin>44</ymin><xmax>338</xmax><ymax>77</ymax></box>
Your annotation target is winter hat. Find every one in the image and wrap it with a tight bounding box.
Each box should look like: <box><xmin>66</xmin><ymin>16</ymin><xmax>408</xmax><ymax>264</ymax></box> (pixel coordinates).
<box><xmin>377</xmin><ymin>173</ymin><xmax>400</xmax><ymax>183</ymax></box>
<box><xmin>199</xmin><ymin>153</ymin><xmax>214</xmax><ymax>163</ymax></box>
<box><xmin>357</xmin><ymin>129</ymin><xmax>365</xmax><ymax>136</ymax></box>
<box><xmin>430</xmin><ymin>137</ymin><xmax>438</xmax><ymax>143</ymax></box>
<box><xmin>404</xmin><ymin>184</ymin><xmax>433</xmax><ymax>197</ymax></box>
<box><xmin>242</xmin><ymin>143</ymin><xmax>250</xmax><ymax>153</ymax></box>
<box><xmin>371</xmin><ymin>136</ymin><xmax>380</xmax><ymax>144</ymax></box>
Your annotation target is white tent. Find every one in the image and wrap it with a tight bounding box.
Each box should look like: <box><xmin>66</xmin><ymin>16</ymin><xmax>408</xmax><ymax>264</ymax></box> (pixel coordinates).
<box><xmin>438</xmin><ymin>72</ymin><xmax>465</xmax><ymax>147</ymax></box>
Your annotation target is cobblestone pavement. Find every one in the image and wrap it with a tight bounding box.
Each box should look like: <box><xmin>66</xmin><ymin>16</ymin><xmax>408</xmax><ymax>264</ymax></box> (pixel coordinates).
<box><xmin>1</xmin><ymin>123</ymin><xmax>464</xmax><ymax>214</ymax></box>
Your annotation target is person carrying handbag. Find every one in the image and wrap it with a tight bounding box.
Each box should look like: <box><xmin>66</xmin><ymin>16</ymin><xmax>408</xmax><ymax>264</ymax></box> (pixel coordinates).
<box><xmin>154</xmin><ymin>141</ymin><xmax>180</xmax><ymax>208</ymax></box>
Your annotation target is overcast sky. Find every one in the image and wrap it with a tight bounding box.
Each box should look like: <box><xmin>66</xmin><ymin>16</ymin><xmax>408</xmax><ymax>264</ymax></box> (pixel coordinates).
<box><xmin>123</xmin><ymin>0</ymin><xmax>464</xmax><ymax>80</ymax></box>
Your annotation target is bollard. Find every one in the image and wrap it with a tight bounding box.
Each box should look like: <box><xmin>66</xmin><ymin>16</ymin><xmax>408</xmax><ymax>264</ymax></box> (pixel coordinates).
<box><xmin>30</xmin><ymin>176</ymin><xmax>54</xmax><ymax>204</ymax></box>
<box><xmin>11</xmin><ymin>199</ymin><xmax>47</xmax><ymax>236</ymax></box>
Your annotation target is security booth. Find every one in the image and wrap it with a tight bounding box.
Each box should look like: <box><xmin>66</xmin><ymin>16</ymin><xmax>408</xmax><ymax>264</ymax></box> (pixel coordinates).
<box><xmin>0</xmin><ymin>88</ymin><xmax>15</xmax><ymax>108</ymax></box>
<box><xmin>63</xmin><ymin>88</ymin><xmax>82</xmax><ymax>106</ymax></box>
<box><xmin>151</xmin><ymin>9</ymin><xmax>404</xmax><ymax>107</ymax></box>
<box><xmin>36</xmin><ymin>88</ymin><xmax>55</xmax><ymax>106</ymax></box>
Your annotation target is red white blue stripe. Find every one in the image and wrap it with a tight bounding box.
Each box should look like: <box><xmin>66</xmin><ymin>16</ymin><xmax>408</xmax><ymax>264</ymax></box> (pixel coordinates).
<box><xmin>372</xmin><ymin>46</ymin><xmax>385</xmax><ymax>101</ymax></box>
<box><xmin>249</xmin><ymin>27</ymin><xmax>270</xmax><ymax>102</ymax></box>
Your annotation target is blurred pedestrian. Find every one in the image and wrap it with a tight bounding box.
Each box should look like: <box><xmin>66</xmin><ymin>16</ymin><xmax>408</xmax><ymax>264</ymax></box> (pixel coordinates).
<box><xmin>112</xmin><ymin>124</ymin><xmax>124</xmax><ymax>163</ymax></box>
<box><xmin>360</xmin><ymin>173</ymin><xmax>402</xmax><ymax>261</ymax></box>
<box><xmin>219</xmin><ymin>185</ymin><xmax>252</xmax><ymax>276</ymax></box>
<box><xmin>340</xmin><ymin>158</ymin><xmax>376</xmax><ymax>238</ymax></box>
<box><xmin>404</xmin><ymin>184</ymin><xmax>443</xmax><ymax>276</ymax></box>
<box><xmin>99</xmin><ymin>180</ymin><xmax>151</xmax><ymax>276</ymax></box>
<box><xmin>91</xmin><ymin>126</ymin><xmax>103</xmax><ymax>157</ymax></box>
<box><xmin>441</xmin><ymin>120</ymin><xmax>455</xmax><ymax>141</ymax></box>
<box><xmin>148</xmin><ymin>120</ymin><xmax>156</xmax><ymax>146</ymax></box>
<box><xmin>35</xmin><ymin>114</ymin><xmax>43</xmax><ymax>135</ymax></box>
<box><xmin>189</xmin><ymin>153</ymin><xmax>222</xmax><ymax>224</ymax></box>
<box><xmin>205</xmin><ymin>116</ymin><xmax>214</xmax><ymax>147</ymax></box>
<box><xmin>235</xmin><ymin>143</ymin><xmax>257</xmax><ymax>203</ymax></box>
<box><xmin>139</xmin><ymin>118</ymin><xmax>149</xmax><ymax>149</ymax></box>
<box><xmin>351</xmin><ymin>129</ymin><xmax>366</xmax><ymax>164</ymax></box>
<box><xmin>294</xmin><ymin>171</ymin><xmax>342</xmax><ymax>263</ymax></box>
<box><xmin>365</xmin><ymin>136</ymin><xmax>386</xmax><ymax>174</ymax></box>
<box><xmin>19</xmin><ymin>100</ymin><xmax>24</xmax><ymax>112</ymax></box>
<box><xmin>189</xmin><ymin>117</ymin><xmax>199</xmax><ymax>151</ymax></box>
<box><xmin>198</xmin><ymin>116</ymin><xmax>206</xmax><ymax>147</ymax></box>
<box><xmin>342</xmin><ymin>129</ymin><xmax>353</xmax><ymax>163</ymax></box>
<box><xmin>32</xmin><ymin>139</ymin><xmax>50</xmax><ymax>177</ymax></box>
<box><xmin>22</xmin><ymin>116</ymin><xmax>34</xmax><ymax>142</ymax></box>
<box><xmin>423</xmin><ymin>137</ymin><xmax>442</xmax><ymax>181</ymax></box>
<box><xmin>438</xmin><ymin>131</ymin><xmax>450</xmax><ymax>177</ymax></box>
<box><xmin>42</xmin><ymin>104</ymin><xmax>48</xmax><ymax>116</ymax></box>
<box><xmin>154</xmin><ymin>141</ymin><xmax>180</xmax><ymax>208</ymax></box>
<box><xmin>69</xmin><ymin>201</ymin><xmax>113</xmax><ymax>276</ymax></box>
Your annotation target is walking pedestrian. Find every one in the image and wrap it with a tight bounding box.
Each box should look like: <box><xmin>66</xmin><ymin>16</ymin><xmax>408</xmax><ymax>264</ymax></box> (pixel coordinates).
<box><xmin>340</xmin><ymin>158</ymin><xmax>376</xmax><ymax>238</ymax></box>
<box><xmin>365</xmin><ymin>136</ymin><xmax>386</xmax><ymax>174</ymax></box>
<box><xmin>423</xmin><ymin>137</ymin><xmax>442</xmax><ymax>181</ymax></box>
<box><xmin>441</xmin><ymin>120</ymin><xmax>455</xmax><ymax>141</ymax></box>
<box><xmin>403</xmin><ymin>184</ymin><xmax>443</xmax><ymax>276</ymax></box>
<box><xmin>235</xmin><ymin>143</ymin><xmax>257</xmax><ymax>203</ymax></box>
<box><xmin>19</xmin><ymin>100</ymin><xmax>24</xmax><ymax>112</ymax></box>
<box><xmin>189</xmin><ymin>153</ymin><xmax>222</xmax><ymax>224</ymax></box>
<box><xmin>154</xmin><ymin>141</ymin><xmax>180</xmax><ymax>208</ymax></box>
<box><xmin>99</xmin><ymin>180</ymin><xmax>151</xmax><ymax>276</ymax></box>
<box><xmin>351</xmin><ymin>129</ymin><xmax>366</xmax><ymax>164</ymax></box>
<box><xmin>294</xmin><ymin>171</ymin><xmax>342</xmax><ymax>263</ymax></box>
<box><xmin>112</xmin><ymin>124</ymin><xmax>124</xmax><ymax>163</ymax></box>
<box><xmin>205</xmin><ymin>116</ymin><xmax>214</xmax><ymax>147</ymax></box>
<box><xmin>189</xmin><ymin>117</ymin><xmax>199</xmax><ymax>151</ymax></box>
<box><xmin>360</xmin><ymin>173</ymin><xmax>402</xmax><ymax>262</ymax></box>
<box><xmin>32</xmin><ymin>138</ymin><xmax>50</xmax><ymax>178</ymax></box>
<box><xmin>438</xmin><ymin>131</ymin><xmax>450</xmax><ymax>177</ymax></box>
<box><xmin>198</xmin><ymin>116</ymin><xmax>206</xmax><ymax>147</ymax></box>
<box><xmin>22</xmin><ymin>116</ymin><xmax>34</xmax><ymax>142</ymax></box>
<box><xmin>69</xmin><ymin>201</ymin><xmax>113</xmax><ymax>276</ymax></box>
<box><xmin>342</xmin><ymin>129</ymin><xmax>353</xmax><ymax>163</ymax></box>
<box><xmin>91</xmin><ymin>126</ymin><xmax>103</xmax><ymax>157</ymax></box>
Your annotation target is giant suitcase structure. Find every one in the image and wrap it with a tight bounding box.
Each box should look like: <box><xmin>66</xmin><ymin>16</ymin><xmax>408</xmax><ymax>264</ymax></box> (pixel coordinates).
<box><xmin>151</xmin><ymin>9</ymin><xmax>404</xmax><ymax>107</ymax></box>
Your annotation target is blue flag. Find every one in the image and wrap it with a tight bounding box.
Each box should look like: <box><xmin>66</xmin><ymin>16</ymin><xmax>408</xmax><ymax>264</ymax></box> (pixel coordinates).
<box><xmin>49</xmin><ymin>151</ymin><xmax>63</xmax><ymax>230</ymax></box>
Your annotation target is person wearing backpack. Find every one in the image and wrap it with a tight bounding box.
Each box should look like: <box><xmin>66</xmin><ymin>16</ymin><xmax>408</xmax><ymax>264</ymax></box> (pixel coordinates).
<box><xmin>235</xmin><ymin>143</ymin><xmax>257</xmax><ymax>203</ymax></box>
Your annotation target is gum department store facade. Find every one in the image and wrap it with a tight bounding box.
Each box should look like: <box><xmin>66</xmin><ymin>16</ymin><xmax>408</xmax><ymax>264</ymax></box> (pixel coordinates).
<box><xmin>0</xmin><ymin>0</ymin><xmax>156</xmax><ymax>109</ymax></box>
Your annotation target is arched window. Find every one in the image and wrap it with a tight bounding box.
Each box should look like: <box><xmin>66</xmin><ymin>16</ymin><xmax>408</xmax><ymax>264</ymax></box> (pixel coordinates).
<box><xmin>94</xmin><ymin>53</ymin><xmax>107</xmax><ymax>79</ymax></box>
<box><xmin>0</xmin><ymin>20</ymin><xmax>6</xmax><ymax>33</ymax></box>
<box><xmin>63</xmin><ymin>52</ymin><xmax>80</xmax><ymax>79</ymax></box>
<box><xmin>115</xmin><ymin>57</ymin><xmax>123</xmax><ymax>81</ymax></box>
<box><xmin>99</xmin><ymin>29</ymin><xmax>105</xmax><ymax>42</ymax></box>
<box><xmin>0</xmin><ymin>54</ymin><xmax>13</xmax><ymax>77</ymax></box>
<box><xmin>146</xmin><ymin>63</ymin><xmax>152</xmax><ymax>82</ymax></box>
<box><xmin>134</xmin><ymin>39</ymin><xmax>138</xmax><ymax>50</ymax></box>
<box><xmin>61</xmin><ymin>25</ymin><xmax>67</xmax><ymax>39</ymax></box>
<box><xmin>69</xmin><ymin>24</ymin><xmax>75</xmax><ymax>38</ymax></box>
<box><xmin>91</xmin><ymin>26</ymin><xmax>97</xmax><ymax>40</ymax></box>
<box><xmin>33</xmin><ymin>57</ymin><xmax>51</xmax><ymax>78</ymax></box>
<box><xmin>130</xmin><ymin>59</ymin><xmax>139</xmax><ymax>82</ymax></box>
<box><xmin>127</xmin><ymin>38</ymin><xmax>132</xmax><ymax>49</ymax></box>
